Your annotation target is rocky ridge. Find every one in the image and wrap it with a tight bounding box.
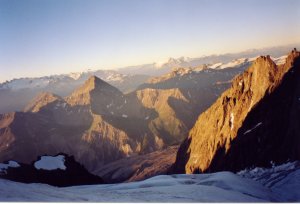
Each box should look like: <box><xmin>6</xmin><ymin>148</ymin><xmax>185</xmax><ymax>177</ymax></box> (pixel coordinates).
<box><xmin>0</xmin><ymin>75</ymin><xmax>201</xmax><ymax>174</ymax></box>
<box><xmin>173</xmin><ymin>49</ymin><xmax>300</xmax><ymax>173</ymax></box>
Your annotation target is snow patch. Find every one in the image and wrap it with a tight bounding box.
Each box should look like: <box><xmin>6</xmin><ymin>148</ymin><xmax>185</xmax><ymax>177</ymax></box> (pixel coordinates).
<box><xmin>106</xmin><ymin>103</ymin><xmax>113</xmax><ymax>109</ymax></box>
<box><xmin>205</xmin><ymin>57</ymin><xmax>257</xmax><ymax>70</ymax></box>
<box><xmin>243</xmin><ymin>122</ymin><xmax>262</xmax><ymax>135</ymax></box>
<box><xmin>219</xmin><ymin>58</ymin><xmax>247</xmax><ymax>69</ymax></box>
<box><xmin>0</xmin><ymin>161</ymin><xmax>20</xmax><ymax>172</ymax></box>
<box><xmin>271</xmin><ymin>55</ymin><xmax>287</xmax><ymax>65</ymax></box>
<box><xmin>62</xmin><ymin>103</ymin><xmax>66</xmax><ymax>108</ymax></box>
<box><xmin>34</xmin><ymin>155</ymin><xmax>66</xmax><ymax>171</ymax></box>
<box><xmin>209</xmin><ymin>62</ymin><xmax>223</xmax><ymax>69</ymax></box>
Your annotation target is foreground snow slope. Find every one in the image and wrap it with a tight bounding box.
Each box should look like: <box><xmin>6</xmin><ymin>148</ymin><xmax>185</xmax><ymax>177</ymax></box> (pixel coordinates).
<box><xmin>0</xmin><ymin>162</ymin><xmax>299</xmax><ymax>202</ymax></box>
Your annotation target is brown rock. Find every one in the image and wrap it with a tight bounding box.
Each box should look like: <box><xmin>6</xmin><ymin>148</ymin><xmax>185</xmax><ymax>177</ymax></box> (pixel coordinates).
<box><xmin>173</xmin><ymin>50</ymin><xmax>300</xmax><ymax>173</ymax></box>
<box><xmin>93</xmin><ymin>145</ymin><xmax>178</xmax><ymax>183</ymax></box>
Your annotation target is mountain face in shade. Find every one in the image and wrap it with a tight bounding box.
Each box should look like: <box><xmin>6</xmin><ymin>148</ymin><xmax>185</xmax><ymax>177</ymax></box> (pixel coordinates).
<box><xmin>24</xmin><ymin>92</ymin><xmax>63</xmax><ymax>113</ymax></box>
<box><xmin>0</xmin><ymin>153</ymin><xmax>104</xmax><ymax>187</ymax></box>
<box><xmin>0</xmin><ymin>76</ymin><xmax>140</xmax><ymax>172</ymax></box>
<box><xmin>0</xmin><ymin>55</ymin><xmax>274</xmax><ymax>181</ymax></box>
<box><xmin>0</xmin><ymin>70</ymin><xmax>151</xmax><ymax>114</ymax></box>
<box><xmin>93</xmin><ymin>145</ymin><xmax>178</xmax><ymax>183</ymax></box>
<box><xmin>0</xmin><ymin>75</ymin><xmax>198</xmax><ymax>174</ymax></box>
<box><xmin>173</xmin><ymin>49</ymin><xmax>300</xmax><ymax>174</ymax></box>
<box><xmin>66</xmin><ymin>75</ymin><xmax>123</xmax><ymax>107</ymax></box>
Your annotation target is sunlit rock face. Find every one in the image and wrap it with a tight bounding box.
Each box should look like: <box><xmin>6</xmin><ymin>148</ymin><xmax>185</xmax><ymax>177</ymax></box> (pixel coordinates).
<box><xmin>174</xmin><ymin>50</ymin><xmax>300</xmax><ymax>174</ymax></box>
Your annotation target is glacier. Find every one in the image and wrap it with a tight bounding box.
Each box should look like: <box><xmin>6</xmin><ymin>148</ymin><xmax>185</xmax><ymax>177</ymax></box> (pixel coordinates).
<box><xmin>0</xmin><ymin>161</ymin><xmax>299</xmax><ymax>202</ymax></box>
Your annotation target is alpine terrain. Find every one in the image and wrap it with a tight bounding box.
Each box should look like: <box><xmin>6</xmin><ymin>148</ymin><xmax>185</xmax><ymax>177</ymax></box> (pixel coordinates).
<box><xmin>173</xmin><ymin>49</ymin><xmax>300</xmax><ymax>174</ymax></box>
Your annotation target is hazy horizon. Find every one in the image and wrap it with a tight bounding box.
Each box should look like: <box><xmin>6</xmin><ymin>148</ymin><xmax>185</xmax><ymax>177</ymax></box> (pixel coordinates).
<box><xmin>0</xmin><ymin>42</ymin><xmax>299</xmax><ymax>83</ymax></box>
<box><xmin>1</xmin><ymin>0</ymin><xmax>300</xmax><ymax>82</ymax></box>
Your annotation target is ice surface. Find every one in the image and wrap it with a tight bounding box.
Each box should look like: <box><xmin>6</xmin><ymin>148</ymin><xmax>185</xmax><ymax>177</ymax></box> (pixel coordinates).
<box><xmin>1</xmin><ymin>161</ymin><xmax>299</xmax><ymax>202</ymax></box>
<box><xmin>0</xmin><ymin>172</ymin><xmax>267</xmax><ymax>202</ymax></box>
<box><xmin>238</xmin><ymin>161</ymin><xmax>300</xmax><ymax>201</ymax></box>
<box><xmin>34</xmin><ymin>155</ymin><xmax>66</xmax><ymax>171</ymax></box>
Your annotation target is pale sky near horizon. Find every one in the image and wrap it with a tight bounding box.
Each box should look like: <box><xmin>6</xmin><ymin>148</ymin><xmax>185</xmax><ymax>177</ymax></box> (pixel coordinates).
<box><xmin>0</xmin><ymin>0</ymin><xmax>300</xmax><ymax>82</ymax></box>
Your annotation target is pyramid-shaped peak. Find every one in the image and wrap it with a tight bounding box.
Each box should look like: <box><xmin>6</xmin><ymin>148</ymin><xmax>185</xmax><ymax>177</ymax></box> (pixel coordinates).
<box><xmin>28</xmin><ymin>92</ymin><xmax>62</xmax><ymax>104</ymax></box>
<box><xmin>85</xmin><ymin>75</ymin><xmax>107</xmax><ymax>89</ymax></box>
<box><xmin>76</xmin><ymin>75</ymin><xmax>123</xmax><ymax>95</ymax></box>
<box><xmin>24</xmin><ymin>92</ymin><xmax>62</xmax><ymax>112</ymax></box>
<box><xmin>71</xmin><ymin>75</ymin><xmax>122</xmax><ymax>96</ymax></box>
<box><xmin>66</xmin><ymin>75</ymin><xmax>122</xmax><ymax>106</ymax></box>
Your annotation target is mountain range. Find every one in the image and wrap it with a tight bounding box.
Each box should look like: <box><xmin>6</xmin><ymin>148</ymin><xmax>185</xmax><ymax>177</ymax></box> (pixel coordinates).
<box><xmin>0</xmin><ymin>44</ymin><xmax>294</xmax><ymax>114</ymax></box>
<box><xmin>173</xmin><ymin>49</ymin><xmax>300</xmax><ymax>174</ymax></box>
<box><xmin>0</xmin><ymin>59</ymin><xmax>249</xmax><ymax>175</ymax></box>
<box><xmin>0</xmin><ymin>48</ymin><xmax>299</xmax><ymax>202</ymax></box>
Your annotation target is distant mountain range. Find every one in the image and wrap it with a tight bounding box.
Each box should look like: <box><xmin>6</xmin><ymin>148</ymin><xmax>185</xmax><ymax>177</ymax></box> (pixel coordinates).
<box><xmin>0</xmin><ymin>53</ymin><xmax>263</xmax><ymax>177</ymax></box>
<box><xmin>0</xmin><ymin>44</ymin><xmax>295</xmax><ymax>113</ymax></box>
<box><xmin>117</xmin><ymin>44</ymin><xmax>297</xmax><ymax>75</ymax></box>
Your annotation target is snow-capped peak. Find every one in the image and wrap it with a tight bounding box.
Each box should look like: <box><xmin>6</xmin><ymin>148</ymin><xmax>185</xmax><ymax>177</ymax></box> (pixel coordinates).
<box><xmin>106</xmin><ymin>73</ymin><xmax>126</xmax><ymax>82</ymax></box>
<box><xmin>154</xmin><ymin>56</ymin><xmax>188</xmax><ymax>69</ymax></box>
<box><xmin>68</xmin><ymin>72</ymin><xmax>83</xmax><ymax>80</ymax></box>
<box><xmin>271</xmin><ymin>55</ymin><xmax>287</xmax><ymax>65</ymax></box>
<box><xmin>0</xmin><ymin>69</ymin><xmax>128</xmax><ymax>91</ymax></box>
<box><xmin>208</xmin><ymin>57</ymin><xmax>255</xmax><ymax>69</ymax></box>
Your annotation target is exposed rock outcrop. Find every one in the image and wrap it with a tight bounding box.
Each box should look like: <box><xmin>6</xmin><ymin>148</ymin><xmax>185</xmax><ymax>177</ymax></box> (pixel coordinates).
<box><xmin>24</xmin><ymin>92</ymin><xmax>63</xmax><ymax>113</ymax></box>
<box><xmin>0</xmin><ymin>59</ymin><xmax>259</xmax><ymax>180</ymax></box>
<box><xmin>93</xmin><ymin>145</ymin><xmax>178</xmax><ymax>183</ymax></box>
<box><xmin>0</xmin><ymin>153</ymin><xmax>104</xmax><ymax>187</ymax></box>
<box><xmin>174</xmin><ymin>49</ymin><xmax>300</xmax><ymax>173</ymax></box>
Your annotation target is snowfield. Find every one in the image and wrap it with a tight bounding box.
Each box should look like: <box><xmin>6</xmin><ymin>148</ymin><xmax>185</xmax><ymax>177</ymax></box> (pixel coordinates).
<box><xmin>0</xmin><ymin>161</ymin><xmax>299</xmax><ymax>202</ymax></box>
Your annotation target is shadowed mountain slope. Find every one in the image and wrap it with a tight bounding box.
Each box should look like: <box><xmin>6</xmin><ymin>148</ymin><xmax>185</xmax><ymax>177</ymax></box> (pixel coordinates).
<box><xmin>173</xmin><ymin>49</ymin><xmax>300</xmax><ymax>174</ymax></box>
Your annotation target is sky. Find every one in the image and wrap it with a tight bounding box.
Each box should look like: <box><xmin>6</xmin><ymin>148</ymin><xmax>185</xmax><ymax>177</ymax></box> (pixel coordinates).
<box><xmin>0</xmin><ymin>0</ymin><xmax>300</xmax><ymax>82</ymax></box>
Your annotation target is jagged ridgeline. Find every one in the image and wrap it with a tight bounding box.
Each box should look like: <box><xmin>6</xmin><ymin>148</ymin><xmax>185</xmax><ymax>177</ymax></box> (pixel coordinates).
<box><xmin>173</xmin><ymin>49</ymin><xmax>300</xmax><ymax>174</ymax></box>
<box><xmin>1</xmin><ymin>50</ymin><xmax>296</xmax><ymax>183</ymax></box>
<box><xmin>0</xmin><ymin>64</ymin><xmax>240</xmax><ymax>176</ymax></box>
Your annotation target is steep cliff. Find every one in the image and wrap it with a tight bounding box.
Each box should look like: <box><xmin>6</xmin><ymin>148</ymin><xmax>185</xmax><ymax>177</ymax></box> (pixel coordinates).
<box><xmin>174</xmin><ymin>49</ymin><xmax>300</xmax><ymax>173</ymax></box>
